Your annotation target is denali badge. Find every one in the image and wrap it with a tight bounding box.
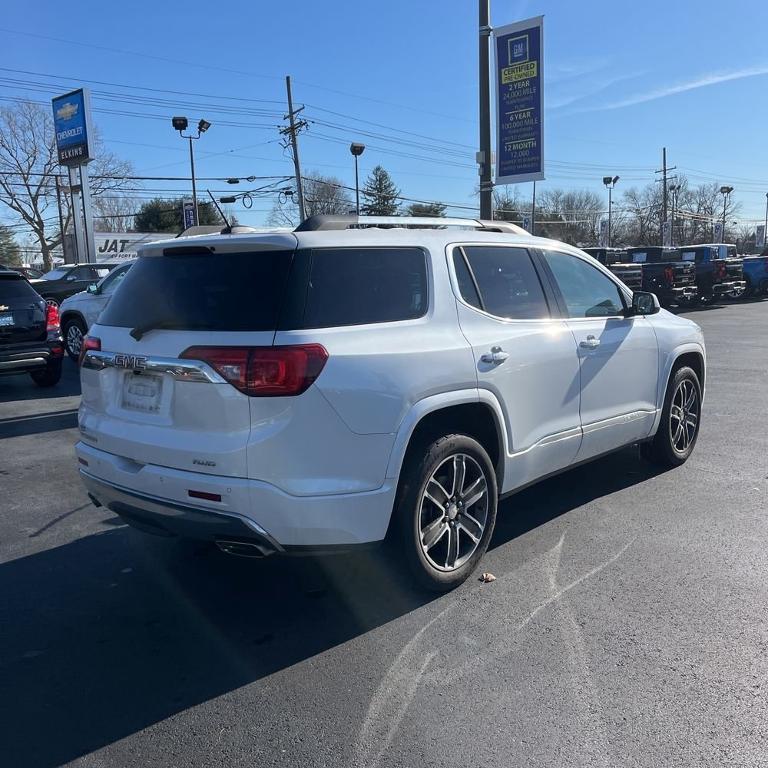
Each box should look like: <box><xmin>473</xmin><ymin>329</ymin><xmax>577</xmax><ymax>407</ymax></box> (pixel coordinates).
<box><xmin>114</xmin><ymin>353</ymin><xmax>148</xmax><ymax>370</ymax></box>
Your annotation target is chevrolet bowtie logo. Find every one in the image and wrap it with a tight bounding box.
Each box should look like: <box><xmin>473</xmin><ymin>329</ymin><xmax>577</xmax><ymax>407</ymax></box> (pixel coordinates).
<box><xmin>56</xmin><ymin>102</ymin><xmax>78</xmax><ymax>121</ymax></box>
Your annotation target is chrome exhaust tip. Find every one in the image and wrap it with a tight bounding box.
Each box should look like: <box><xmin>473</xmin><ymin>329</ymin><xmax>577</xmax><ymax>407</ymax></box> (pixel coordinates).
<box><xmin>215</xmin><ymin>539</ymin><xmax>276</xmax><ymax>558</ymax></box>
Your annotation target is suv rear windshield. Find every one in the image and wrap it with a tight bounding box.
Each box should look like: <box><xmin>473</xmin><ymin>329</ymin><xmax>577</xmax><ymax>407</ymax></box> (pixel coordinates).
<box><xmin>0</xmin><ymin>274</ymin><xmax>40</xmax><ymax>300</ymax></box>
<box><xmin>100</xmin><ymin>250</ymin><xmax>294</xmax><ymax>332</ymax></box>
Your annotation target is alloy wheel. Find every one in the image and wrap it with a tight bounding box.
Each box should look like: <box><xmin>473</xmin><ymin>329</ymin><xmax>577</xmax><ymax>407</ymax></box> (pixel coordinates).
<box><xmin>669</xmin><ymin>378</ymin><xmax>699</xmax><ymax>453</ymax></box>
<box><xmin>419</xmin><ymin>453</ymin><xmax>489</xmax><ymax>572</ymax></box>
<box><xmin>66</xmin><ymin>324</ymin><xmax>83</xmax><ymax>356</ymax></box>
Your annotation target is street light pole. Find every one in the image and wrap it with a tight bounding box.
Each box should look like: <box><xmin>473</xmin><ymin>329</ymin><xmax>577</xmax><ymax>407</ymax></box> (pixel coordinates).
<box><xmin>172</xmin><ymin>116</ymin><xmax>211</xmax><ymax>227</ymax></box>
<box><xmin>764</xmin><ymin>192</ymin><xmax>768</xmax><ymax>251</ymax></box>
<box><xmin>188</xmin><ymin>136</ymin><xmax>198</xmax><ymax>225</ymax></box>
<box><xmin>603</xmin><ymin>175</ymin><xmax>620</xmax><ymax>247</ymax></box>
<box><xmin>350</xmin><ymin>143</ymin><xmax>365</xmax><ymax>216</ymax></box>
<box><xmin>719</xmin><ymin>185</ymin><xmax>733</xmax><ymax>243</ymax></box>
<box><xmin>478</xmin><ymin>0</ymin><xmax>493</xmax><ymax>219</ymax></box>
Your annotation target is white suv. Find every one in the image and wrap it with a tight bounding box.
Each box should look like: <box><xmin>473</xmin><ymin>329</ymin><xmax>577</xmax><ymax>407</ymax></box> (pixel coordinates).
<box><xmin>76</xmin><ymin>216</ymin><xmax>706</xmax><ymax>591</ymax></box>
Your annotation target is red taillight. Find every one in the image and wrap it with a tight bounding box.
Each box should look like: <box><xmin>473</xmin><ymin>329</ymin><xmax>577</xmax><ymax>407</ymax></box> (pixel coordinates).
<box><xmin>717</xmin><ymin>262</ymin><xmax>727</xmax><ymax>280</ymax></box>
<box><xmin>78</xmin><ymin>335</ymin><xmax>101</xmax><ymax>366</ymax></box>
<box><xmin>46</xmin><ymin>303</ymin><xmax>60</xmax><ymax>331</ymax></box>
<box><xmin>180</xmin><ymin>344</ymin><xmax>329</xmax><ymax>397</ymax></box>
<box><xmin>664</xmin><ymin>266</ymin><xmax>675</xmax><ymax>286</ymax></box>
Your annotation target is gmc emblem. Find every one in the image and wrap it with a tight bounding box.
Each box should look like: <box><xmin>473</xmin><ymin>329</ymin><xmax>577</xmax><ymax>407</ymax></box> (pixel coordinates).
<box><xmin>114</xmin><ymin>354</ymin><xmax>148</xmax><ymax>370</ymax></box>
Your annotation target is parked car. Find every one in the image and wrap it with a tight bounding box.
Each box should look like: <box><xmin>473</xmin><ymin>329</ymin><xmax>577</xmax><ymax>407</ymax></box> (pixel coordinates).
<box><xmin>741</xmin><ymin>255</ymin><xmax>768</xmax><ymax>297</ymax></box>
<box><xmin>76</xmin><ymin>215</ymin><xmax>706</xmax><ymax>591</ymax></box>
<box><xmin>625</xmin><ymin>247</ymin><xmax>698</xmax><ymax>307</ymax></box>
<box><xmin>60</xmin><ymin>261</ymin><xmax>135</xmax><ymax>360</ymax></box>
<box><xmin>0</xmin><ymin>269</ymin><xmax>64</xmax><ymax>387</ymax></box>
<box><xmin>582</xmin><ymin>248</ymin><xmax>643</xmax><ymax>291</ymax></box>
<box><xmin>0</xmin><ymin>264</ymin><xmax>44</xmax><ymax>280</ymax></box>
<box><xmin>30</xmin><ymin>263</ymin><xmax>113</xmax><ymax>308</ymax></box>
<box><xmin>677</xmin><ymin>245</ymin><xmax>746</xmax><ymax>302</ymax></box>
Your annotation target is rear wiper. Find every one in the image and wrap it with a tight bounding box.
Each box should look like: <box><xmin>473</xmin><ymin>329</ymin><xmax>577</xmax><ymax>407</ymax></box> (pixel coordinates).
<box><xmin>130</xmin><ymin>321</ymin><xmax>210</xmax><ymax>340</ymax></box>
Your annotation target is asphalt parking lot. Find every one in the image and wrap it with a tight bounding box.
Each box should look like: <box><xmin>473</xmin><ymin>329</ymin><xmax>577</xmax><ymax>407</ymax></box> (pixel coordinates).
<box><xmin>1</xmin><ymin>300</ymin><xmax>767</xmax><ymax>768</ymax></box>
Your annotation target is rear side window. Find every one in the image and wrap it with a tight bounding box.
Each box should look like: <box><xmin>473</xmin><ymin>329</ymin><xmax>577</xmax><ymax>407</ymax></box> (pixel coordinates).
<box><xmin>100</xmin><ymin>250</ymin><xmax>293</xmax><ymax>331</ymax></box>
<box><xmin>301</xmin><ymin>247</ymin><xmax>427</xmax><ymax>328</ymax></box>
<box><xmin>0</xmin><ymin>275</ymin><xmax>39</xmax><ymax>300</ymax></box>
<box><xmin>454</xmin><ymin>246</ymin><xmax>549</xmax><ymax>320</ymax></box>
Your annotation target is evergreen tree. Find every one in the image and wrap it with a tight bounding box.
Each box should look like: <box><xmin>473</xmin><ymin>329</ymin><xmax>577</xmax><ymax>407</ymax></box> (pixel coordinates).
<box><xmin>405</xmin><ymin>201</ymin><xmax>446</xmax><ymax>217</ymax></box>
<box><xmin>361</xmin><ymin>166</ymin><xmax>400</xmax><ymax>215</ymax></box>
<box><xmin>0</xmin><ymin>224</ymin><xmax>22</xmax><ymax>266</ymax></box>
<box><xmin>134</xmin><ymin>198</ymin><xmax>225</xmax><ymax>233</ymax></box>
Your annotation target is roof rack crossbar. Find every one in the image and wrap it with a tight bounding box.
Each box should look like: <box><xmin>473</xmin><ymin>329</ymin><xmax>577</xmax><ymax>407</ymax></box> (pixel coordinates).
<box><xmin>294</xmin><ymin>214</ymin><xmax>527</xmax><ymax>235</ymax></box>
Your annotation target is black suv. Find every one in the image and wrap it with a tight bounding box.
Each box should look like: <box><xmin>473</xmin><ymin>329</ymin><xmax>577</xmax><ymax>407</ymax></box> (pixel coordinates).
<box><xmin>0</xmin><ymin>270</ymin><xmax>64</xmax><ymax>387</ymax></box>
<box><xmin>30</xmin><ymin>263</ymin><xmax>111</xmax><ymax>308</ymax></box>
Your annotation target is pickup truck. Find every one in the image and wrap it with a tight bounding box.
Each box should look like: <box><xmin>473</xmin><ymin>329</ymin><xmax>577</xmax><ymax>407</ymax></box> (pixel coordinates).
<box><xmin>677</xmin><ymin>245</ymin><xmax>746</xmax><ymax>302</ymax></box>
<box><xmin>624</xmin><ymin>247</ymin><xmax>697</xmax><ymax>307</ymax></box>
<box><xmin>741</xmin><ymin>255</ymin><xmax>768</xmax><ymax>296</ymax></box>
<box><xmin>581</xmin><ymin>248</ymin><xmax>643</xmax><ymax>291</ymax></box>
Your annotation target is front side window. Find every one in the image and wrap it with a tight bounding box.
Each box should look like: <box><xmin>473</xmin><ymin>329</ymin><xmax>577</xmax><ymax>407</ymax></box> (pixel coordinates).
<box><xmin>454</xmin><ymin>246</ymin><xmax>549</xmax><ymax>320</ymax></box>
<box><xmin>302</xmin><ymin>247</ymin><xmax>427</xmax><ymax>328</ymax></box>
<box><xmin>99</xmin><ymin>264</ymin><xmax>132</xmax><ymax>296</ymax></box>
<box><xmin>543</xmin><ymin>251</ymin><xmax>625</xmax><ymax>318</ymax></box>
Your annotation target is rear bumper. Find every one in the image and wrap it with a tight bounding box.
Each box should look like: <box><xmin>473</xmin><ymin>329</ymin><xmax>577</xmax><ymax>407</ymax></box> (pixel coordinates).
<box><xmin>665</xmin><ymin>286</ymin><xmax>697</xmax><ymax>300</ymax></box>
<box><xmin>0</xmin><ymin>342</ymin><xmax>63</xmax><ymax>374</ymax></box>
<box><xmin>76</xmin><ymin>441</ymin><xmax>397</xmax><ymax>547</ymax></box>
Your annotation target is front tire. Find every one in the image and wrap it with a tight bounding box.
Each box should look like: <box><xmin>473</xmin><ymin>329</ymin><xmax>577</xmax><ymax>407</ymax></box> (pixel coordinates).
<box><xmin>394</xmin><ymin>434</ymin><xmax>498</xmax><ymax>592</ymax></box>
<box><xmin>644</xmin><ymin>366</ymin><xmax>701</xmax><ymax>468</ymax></box>
<box><xmin>63</xmin><ymin>316</ymin><xmax>87</xmax><ymax>361</ymax></box>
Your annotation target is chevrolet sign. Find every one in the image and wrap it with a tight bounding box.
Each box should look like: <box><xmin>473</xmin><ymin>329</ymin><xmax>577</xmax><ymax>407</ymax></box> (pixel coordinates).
<box><xmin>51</xmin><ymin>88</ymin><xmax>92</xmax><ymax>166</ymax></box>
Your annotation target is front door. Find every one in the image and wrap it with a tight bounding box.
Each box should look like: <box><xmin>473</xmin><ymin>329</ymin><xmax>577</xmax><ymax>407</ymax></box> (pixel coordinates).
<box><xmin>450</xmin><ymin>245</ymin><xmax>582</xmax><ymax>493</ymax></box>
<box><xmin>539</xmin><ymin>249</ymin><xmax>659</xmax><ymax>459</ymax></box>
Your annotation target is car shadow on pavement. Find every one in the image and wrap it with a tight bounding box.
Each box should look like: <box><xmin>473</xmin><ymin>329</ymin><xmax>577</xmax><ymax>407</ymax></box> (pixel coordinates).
<box><xmin>0</xmin><ymin>408</ymin><xmax>79</xmax><ymax>438</ymax></box>
<box><xmin>1</xmin><ymin>446</ymin><xmax>665</xmax><ymax>768</ymax></box>
<box><xmin>0</xmin><ymin>360</ymin><xmax>80</xmax><ymax>405</ymax></box>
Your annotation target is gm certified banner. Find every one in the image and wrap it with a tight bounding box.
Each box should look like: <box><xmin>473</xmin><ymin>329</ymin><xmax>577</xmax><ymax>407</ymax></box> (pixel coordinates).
<box><xmin>493</xmin><ymin>16</ymin><xmax>544</xmax><ymax>184</ymax></box>
<box><xmin>52</xmin><ymin>88</ymin><xmax>93</xmax><ymax>166</ymax></box>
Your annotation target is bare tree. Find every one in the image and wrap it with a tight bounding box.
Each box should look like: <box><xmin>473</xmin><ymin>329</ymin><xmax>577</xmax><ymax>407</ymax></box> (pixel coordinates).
<box><xmin>268</xmin><ymin>172</ymin><xmax>353</xmax><ymax>226</ymax></box>
<box><xmin>93</xmin><ymin>195</ymin><xmax>139</xmax><ymax>232</ymax></box>
<box><xmin>0</xmin><ymin>100</ymin><xmax>133</xmax><ymax>269</ymax></box>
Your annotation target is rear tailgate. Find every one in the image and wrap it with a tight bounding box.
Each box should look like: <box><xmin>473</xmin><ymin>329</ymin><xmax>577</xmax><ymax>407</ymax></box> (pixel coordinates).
<box><xmin>78</xmin><ymin>236</ymin><xmax>298</xmax><ymax>478</ymax></box>
<box><xmin>0</xmin><ymin>273</ymin><xmax>47</xmax><ymax>346</ymax></box>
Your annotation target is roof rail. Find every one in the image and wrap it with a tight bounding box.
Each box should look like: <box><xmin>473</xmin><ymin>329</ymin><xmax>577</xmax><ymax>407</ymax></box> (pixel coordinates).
<box><xmin>294</xmin><ymin>214</ymin><xmax>527</xmax><ymax>235</ymax></box>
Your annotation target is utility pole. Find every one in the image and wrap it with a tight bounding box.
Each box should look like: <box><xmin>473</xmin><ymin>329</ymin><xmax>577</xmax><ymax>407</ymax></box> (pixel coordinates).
<box><xmin>530</xmin><ymin>181</ymin><xmax>536</xmax><ymax>236</ymax></box>
<box><xmin>764</xmin><ymin>193</ymin><xmax>768</xmax><ymax>250</ymax></box>
<box><xmin>54</xmin><ymin>175</ymin><xmax>66</xmax><ymax>253</ymax></box>
<box><xmin>478</xmin><ymin>0</ymin><xmax>493</xmax><ymax>219</ymax></box>
<box><xmin>283</xmin><ymin>76</ymin><xmax>306</xmax><ymax>222</ymax></box>
<box><xmin>655</xmin><ymin>147</ymin><xmax>676</xmax><ymax>245</ymax></box>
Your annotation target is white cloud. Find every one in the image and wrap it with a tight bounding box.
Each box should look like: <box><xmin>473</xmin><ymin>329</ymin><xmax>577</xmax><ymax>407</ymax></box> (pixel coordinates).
<box><xmin>593</xmin><ymin>65</ymin><xmax>768</xmax><ymax>110</ymax></box>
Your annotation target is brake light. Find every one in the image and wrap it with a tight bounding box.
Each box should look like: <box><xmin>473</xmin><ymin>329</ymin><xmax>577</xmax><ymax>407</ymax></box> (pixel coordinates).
<box><xmin>78</xmin><ymin>335</ymin><xmax>101</xmax><ymax>366</ymax></box>
<box><xmin>664</xmin><ymin>266</ymin><xmax>674</xmax><ymax>286</ymax></box>
<box><xmin>717</xmin><ymin>262</ymin><xmax>727</xmax><ymax>280</ymax></box>
<box><xmin>180</xmin><ymin>345</ymin><xmax>329</xmax><ymax>397</ymax></box>
<box><xmin>46</xmin><ymin>303</ymin><xmax>60</xmax><ymax>331</ymax></box>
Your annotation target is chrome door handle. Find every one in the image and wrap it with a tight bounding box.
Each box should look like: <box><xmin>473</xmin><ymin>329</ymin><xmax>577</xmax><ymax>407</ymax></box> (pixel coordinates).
<box><xmin>579</xmin><ymin>335</ymin><xmax>600</xmax><ymax>350</ymax></box>
<box><xmin>480</xmin><ymin>346</ymin><xmax>509</xmax><ymax>364</ymax></box>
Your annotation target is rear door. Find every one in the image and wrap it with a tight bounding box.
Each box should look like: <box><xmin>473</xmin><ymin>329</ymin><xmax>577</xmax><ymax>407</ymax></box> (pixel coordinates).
<box><xmin>449</xmin><ymin>245</ymin><xmax>582</xmax><ymax>492</ymax></box>
<box><xmin>80</xmin><ymin>240</ymin><xmax>297</xmax><ymax>478</ymax></box>
<box><xmin>539</xmin><ymin>249</ymin><xmax>659</xmax><ymax>459</ymax></box>
<box><xmin>0</xmin><ymin>274</ymin><xmax>47</xmax><ymax>346</ymax></box>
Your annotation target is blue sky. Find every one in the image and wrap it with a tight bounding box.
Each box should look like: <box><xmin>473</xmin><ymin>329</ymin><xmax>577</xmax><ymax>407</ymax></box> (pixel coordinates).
<box><xmin>1</xmin><ymin>0</ymin><xmax>767</xmax><ymax>228</ymax></box>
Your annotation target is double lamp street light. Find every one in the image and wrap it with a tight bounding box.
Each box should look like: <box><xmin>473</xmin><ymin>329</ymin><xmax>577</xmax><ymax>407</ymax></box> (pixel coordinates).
<box><xmin>172</xmin><ymin>116</ymin><xmax>211</xmax><ymax>227</ymax></box>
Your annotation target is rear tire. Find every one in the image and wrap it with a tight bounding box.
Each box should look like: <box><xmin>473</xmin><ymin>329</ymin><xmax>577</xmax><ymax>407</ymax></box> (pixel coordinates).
<box><xmin>63</xmin><ymin>316</ymin><xmax>87</xmax><ymax>361</ymax></box>
<box><xmin>643</xmin><ymin>366</ymin><xmax>701</xmax><ymax>468</ymax></box>
<box><xmin>30</xmin><ymin>360</ymin><xmax>62</xmax><ymax>387</ymax></box>
<box><xmin>393</xmin><ymin>434</ymin><xmax>498</xmax><ymax>592</ymax></box>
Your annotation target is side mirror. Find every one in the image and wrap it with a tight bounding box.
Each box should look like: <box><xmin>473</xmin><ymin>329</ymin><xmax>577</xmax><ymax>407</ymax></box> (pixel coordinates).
<box><xmin>630</xmin><ymin>291</ymin><xmax>660</xmax><ymax>316</ymax></box>
<box><xmin>87</xmin><ymin>283</ymin><xmax>99</xmax><ymax>295</ymax></box>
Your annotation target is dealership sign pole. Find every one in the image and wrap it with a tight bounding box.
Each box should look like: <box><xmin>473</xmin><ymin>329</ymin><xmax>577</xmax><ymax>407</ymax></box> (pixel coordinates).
<box><xmin>52</xmin><ymin>89</ymin><xmax>96</xmax><ymax>264</ymax></box>
<box><xmin>493</xmin><ymin>16</ymin><xmax>545</xmax><ymax>187</ymax></box>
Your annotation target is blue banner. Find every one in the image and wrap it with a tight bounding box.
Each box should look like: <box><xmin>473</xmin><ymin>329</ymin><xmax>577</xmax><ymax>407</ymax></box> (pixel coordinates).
<box><xmin>52</xmin><ymin>89</ymin><xmax>93</xmax><ymax>166</ymax></box>
<box><xmin>493</xmin><ymin>17</ymin><xmax>544</xmax><ymax>184</ymax></box>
